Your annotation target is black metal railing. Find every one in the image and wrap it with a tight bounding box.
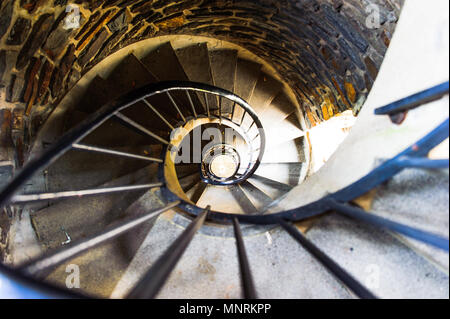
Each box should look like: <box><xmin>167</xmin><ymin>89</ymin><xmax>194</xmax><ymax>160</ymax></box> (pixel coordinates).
<box><xmin>0</xmin><ymin>81</ymin><xmax>448</xmax><ymax>299</ymax></box>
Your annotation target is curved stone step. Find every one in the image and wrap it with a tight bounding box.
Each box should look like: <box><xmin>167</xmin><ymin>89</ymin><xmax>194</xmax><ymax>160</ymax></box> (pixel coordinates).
<box><xmin>175</xmin><ymin>43</ymin><xmax>217</xmax><ymax>116</ymax></box>
<box><xmin>305</xmin><ymin>213</ymin><xmax>449</xmax><ymax>298</ymax></box>
<box><xmin>239</xmin><ymin>180</ymin><xmax>274</xmax><ymax>211</ymax></box>
<box><xmin>254</xmin><ymin>162</ymin><xmax>305</xmax><ymax>186</ymax></box>
<box><xmin>185</xmin><ymin>181</ymin><xmax>208</xmax><ymax>204</ymax></box>
<box><xmin>209</xmin><ymin>49</ymin><xmax>238</xmax><ymax>115</ymax></box>
<box><xmin>43</xmin><ymin>187</ymin><xmax>167</xmax><ymax>298</ymax></box>
<box><xmin>264</xmin><ymin>114</ymin><xmax>305</xmax><ymax>149</ymax></box>
<box><xmin>196</xmin><ymin>185</ymin><xmax>247</xmax><ymax>214</ymax></box>
<box><xmin>261</xmin><ymin>137</ymin><xmax>306</xmax><ymax>163</ymax></box>
<box><xmin>140</xmin><ymin>43</ymin><xmax>197</xmax><ymax>117</ymax></box>
<box><xmin>370</xmin><ymin>167</ymin><xmax>450</xmax><ymax>270</ymax></box>
<box><xmin>247</xmin><ymin>175</ymin><xmax>292</xmax><ymax>200</ymax></box>
<box><xmin>46</xmin><ymin>144</ymin><xmax>159</xmax><ymax>192</ymax></box>
<box><xmin>31</xmin><ymin>164</ymin><xmax>160</xmax><ymax>250</ymax></box>
<box><xmin>241</xmin><ymin>73</ymin><xmax>283</xmax><ymax>128</ymax></box>
<box><xmin>259</xmin><ymin>92</ymin><xmax>299</xmax><ymax>125</ymax></box>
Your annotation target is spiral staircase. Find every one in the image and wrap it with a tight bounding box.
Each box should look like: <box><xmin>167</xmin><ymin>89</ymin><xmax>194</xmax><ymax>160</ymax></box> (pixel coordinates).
<box><xmin>0</xmin><ymin>1</ymin><xmax>449</xmax><ymax>299</ymax></box>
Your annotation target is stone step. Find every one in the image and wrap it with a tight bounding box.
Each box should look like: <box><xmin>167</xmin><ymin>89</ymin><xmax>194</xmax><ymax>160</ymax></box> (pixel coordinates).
<box><xmin>247</xmin><ymin>174</ymin><xmax>292</xmax><ymax>201</ymax></box>
<box><xmin>255</xmin><ymin>162</ymin><xmax>305</xmax><ymax>187</ymax></box>
<box><xmin>176</xmin><ymin>43</ymin><xmax>216</xmax><ymax>114</ymax></box>
<box><xmin>369</xmin><ymin>167</ymin><xmax>450</xmax><ymax>270</ymax></box>
<box><xmin>209</xmin><ymin>49</ymin><xmax>238</xmax><ymax>115</ymax></box>
<box><xmin>261</xmin><ymin>137</ymin><xmax>306</xmax><ymax>163</ymax></box>
<box><xmin>31</xmin><ymin>164</ymin><xmax>160</xmax><ymax>251</ymax></box>
<box><xmin>305</xmin><ymin>213</ymin><xmax>449</xmax><ymax>298</ymax></box>
<box><xmin>242</xmin><ymin>73</ymin><xmax>283</xmax><ymax>128</ymax></box>
<box><xmin>232</xmin><ymin>59</ymin><xmax>261</xmax><ymax>123</ymax></box>
<box><xmin>44</xmin><ymin>188</ymin><xmax>167</xmax><ymax>298</ymax></box>
<box><xmin>140</xmin><ymin>42</ymin><xmax>199</xmax><ymax>117</ymax></box>
<box><xmin>46</xmin><ymin>144</ymin><xmax>159</xmax><ymax>192</ymax></box>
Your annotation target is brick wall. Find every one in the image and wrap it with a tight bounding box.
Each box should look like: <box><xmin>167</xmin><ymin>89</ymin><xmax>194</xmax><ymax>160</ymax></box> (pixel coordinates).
<box><xmin>0</xmin><ymin>0</ymin><xmax>403</xmax><ymax>133</ymax></box>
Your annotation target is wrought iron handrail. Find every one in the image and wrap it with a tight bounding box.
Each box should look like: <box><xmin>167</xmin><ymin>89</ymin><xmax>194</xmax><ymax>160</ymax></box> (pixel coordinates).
<box><xmin>0</xmin><ymin>81</ymin><xmax>448</xmax><ymax>299</ymax></box>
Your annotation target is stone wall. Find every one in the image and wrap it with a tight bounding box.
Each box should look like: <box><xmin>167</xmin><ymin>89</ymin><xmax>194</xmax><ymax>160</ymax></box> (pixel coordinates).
<box><xmin>0</xmin><ymin>0</ymin><xmax>403</xmax><ymax>155</ymax></box>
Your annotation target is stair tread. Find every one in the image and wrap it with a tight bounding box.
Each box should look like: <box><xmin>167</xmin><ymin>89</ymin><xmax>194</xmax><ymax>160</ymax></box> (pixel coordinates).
<box><xmin>105</xmin><ymin>54</ymin><xmax>180</xmax><ymax>131</ymax></box>
<box><xmin>259</xmin><ymin>92</ymin><xmax>298</xmax><ymax>124</ymax></box>
<box><xmin>248</xmin><ymin>73</ymin><xmax>283</xmax><ymax>115</ymax></box>
<box><xmin>264</xmin><ymin>116</ymin><xmax>305</xmax><ymax>149</ymax></box>
<box><xmin>239</xmin><ymin>181</ymin><xmax>274</xmax><ymax>211</ymax></box>
<box><xmin>0</xmin><ymin>161</ymin><xmax>14</xmax><ymax>190</ymax></box>
<box><xmin>261</xmin><ymin>137</ymin><xmax>306</xmax><ymax>163</ymax></box>
<box><xmin>229</xmin><ymin>185</ymin><xmax>258</xmax><ymax>214</ymax></box>
<box><xmin>140</xmin><ymin>42</ymin><xmax>197</xmax><ymax>117</ymax></box>
<box><xmin>45</xmin><ymin>189</ymin><xmax>166</xmax><ymax>298</ymax></box>
<box><xmin>140</xmin><ymin>42</ymin><xmax>190</xmax><ymax>82</ymax></box>
<box><xmin>196</xmin><ymin>185</ymin><xmax>246</xmax><ymax>214</ymax></box>
<box><xmin>175</xmin><ymin>163</ymin><xmax>200</xmax><ymax>178</ymax></box>
<box><xmin>111</xmin><ymin>212</ymin><xmax>449</xmax><ymax>299</ymax></box>
<box><xmin>175</xmin><ymin>43</ymin><xmax>214</xmax><ymax>87</ymax></box>
<box><xmin>369</xmin><ymin>167</ymin><xmax>450</xmax><ymax>270</ymax></box>
<box><xmin>77</xmin><ymin>55</ymin><xmax>156</xmax><ymax>116</ymax></box>
<box><xmin>185</xmin><ymin>181</ymin><xmax>208</xmax><ymax>204</ymax></box>
<box><xmin>178</xmin><ymin>171</ymin><xmax>201</xmax><ymax>191</ymax></box>
<box><xmin>46</xmin><ymin>144</ymin><xmax>159</xmax><ymax>193</ymax></box>
<box><xmin>255</xmin><ymin>162</ymin><xmax>304</xmax><ymax>186</ymax></box>
<box><xmin>241</xmin><ymin>73</ymin><xmax>283</xmax><ymax>129</ymax></box>
<box><xmin>175</xmin><ymin>43</ymin><xmax>216</xmax><ymax>113</ymax></box>
<box><xmin>209</xmin><ymin>49</ymin><xmax>238</xmax><ymax>115</ymax></box>
<box><xmin>247</xmin><ymin>175</ymin><xmax>292</xmax><ymax>200</ymax></box>
<box><xmin>66</xmin><ymin>111</ymin><xmax>165</xmax><ymax>147</ymax></box>
<box><xmin>76</xmin><ymin>76</ymin><xmax>110</xmax><ymax>114</ymax></box>
<box><xmin>107</xmin><ymin>54</ymin><xmax>158</xmax><ymax>93</ymax></box>
<box><xmin>232</xmin><ymin>59</ymin><xmax>261</xmax><ymax>123</ymax></box>
<box><xmin>306</xmin><ymin>213</ymin><xmax>449</xmax><ymax>298</ymax></box>
<box><xmin>70</xmin><ymin>55</ymin><xmax>174</xmax><ymax>143</ymax></box>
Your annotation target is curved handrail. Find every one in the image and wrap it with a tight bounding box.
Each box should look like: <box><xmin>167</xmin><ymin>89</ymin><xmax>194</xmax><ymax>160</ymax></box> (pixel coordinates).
<box><xmin>0</xmin><ymin>81</ymin><xmax>448</xmax><ymax>300</ymax></box>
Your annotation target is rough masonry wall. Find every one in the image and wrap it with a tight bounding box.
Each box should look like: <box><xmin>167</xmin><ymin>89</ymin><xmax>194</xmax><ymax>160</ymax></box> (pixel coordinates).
<box><xmin>0</xmin><ymin>0</ymin><xmax>403</xmax><ymax>154</ymax></box>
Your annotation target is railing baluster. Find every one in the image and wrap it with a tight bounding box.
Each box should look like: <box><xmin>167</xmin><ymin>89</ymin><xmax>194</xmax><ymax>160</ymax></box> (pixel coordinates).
<box><xmin>327</xmin><ymin>200</ymin><xmax>449</xmax><ymax>251</ymax></box>
<box><xmin>230</xmin><ymin>101</ymin><xmax>236</xmax><ymax>121</ymax></box>
<box><xmin>11</xmin><ymin>183</ymin><xmax>163</xmax><ymax>203</ymax></box>
<box><xmin>240</xmin><ymin>110</ymin><xmax>247</xmax><ymax>126</ymax></box>
<box><xmin>186</xmin><ymin>90</ymin><xmax>198</xmax><ymax>118</ymax></box>
<box><xmin>246</xmin><ymin>121</ymin><xmax>256</xmax><ymax>134</ymax></box>
<box><xmin>127</xmin><ymin>206</ymin><xmax>210</xmax><ymax>299</ymax></box>
<box><xmin>204</xmin><ymin>92</ymin><xmax>211</xmax><ymax>117</ymax></box>
<box><xmin>72</xmin><ymin>143</ymin><xmax>163</xmax><ymax>163</ymax></box>
<box><xmin>232</xmin><ymin>218</ymin><xmax>257</xmax><ymax>299</ymax></box>
<box><xmin>114</xmin><ymin>112</ymin><xmax>169</xmax><ymax>145</ymax></box>
<box><xmin>251</xmin><ymin>133</ymin><xmax>260</xmax><ymax>142</ymax></box>
<box><xmin>166</xmin><ymin>92</ymin><xmax>186</xmax><ymax>122</ymax></box>
<box><xmin>142</xmin><ymin>98</ymin><xmax>175</xmax><ymax>131</ymax></box>
<box><xmin>278</xmin><ymin>219</ymin><xmax>377</xmax><ymax>299</ymax></box>
<box><xmin>219</xmin><ymin>96</ymin><xmax>223</xmax><ymax>125</ymax></box>
<box><xmin>21</xmin><ymin>201</ymin><xmax>180</xmax><ymax>277</ymax></box>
